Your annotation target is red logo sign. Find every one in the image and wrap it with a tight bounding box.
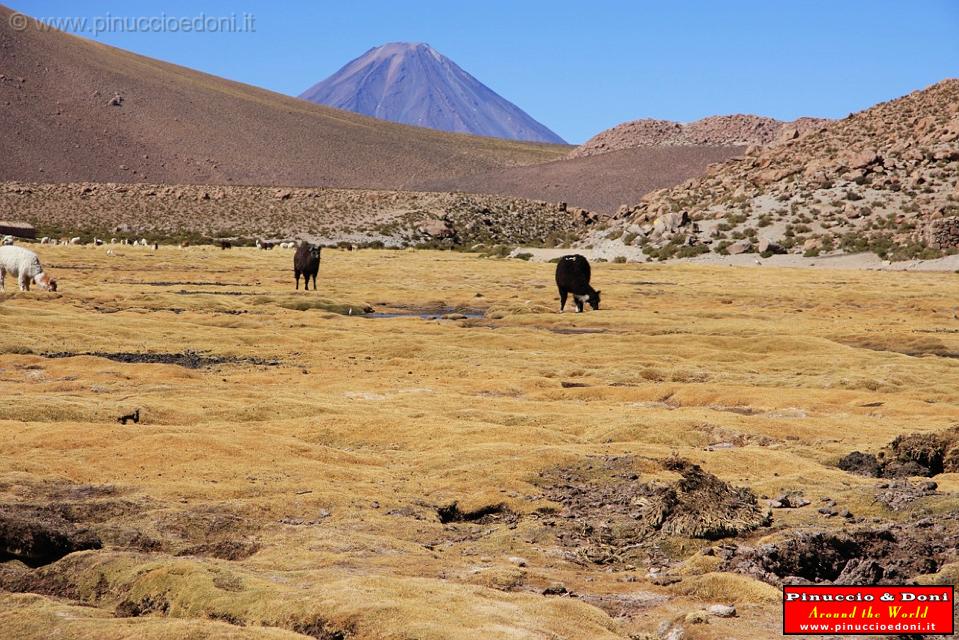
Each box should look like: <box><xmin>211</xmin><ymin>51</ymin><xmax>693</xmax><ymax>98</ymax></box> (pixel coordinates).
<box><xmin>784</xmin><ymin>585</ymin><xmax>954</xmax><ymax>635</ymax></box>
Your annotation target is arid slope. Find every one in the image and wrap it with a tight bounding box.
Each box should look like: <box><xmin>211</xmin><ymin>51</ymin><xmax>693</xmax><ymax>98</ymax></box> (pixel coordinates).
<box><xmin>416</xmin><ymin>145</ymin><xmax>744</xmax><ymax>214</ymax></box>
<box><xmin>0</xmin><ymin>6</ymin><xmax>567</xmax><ymax>188</ymax></box>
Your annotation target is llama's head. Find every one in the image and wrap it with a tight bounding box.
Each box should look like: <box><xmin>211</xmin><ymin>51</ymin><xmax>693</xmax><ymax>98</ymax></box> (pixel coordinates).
<box><xmin>35</xmin><ymin>272</ymin><xmax>57</xmax><ymax>292</ymax></box>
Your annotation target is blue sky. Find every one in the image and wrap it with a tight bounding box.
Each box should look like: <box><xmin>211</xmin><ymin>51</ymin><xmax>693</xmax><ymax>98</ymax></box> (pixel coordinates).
<box><xmin>11</xmin><ymin>1</ymin><xmax>959</xmax><ymax>143</ymax></box>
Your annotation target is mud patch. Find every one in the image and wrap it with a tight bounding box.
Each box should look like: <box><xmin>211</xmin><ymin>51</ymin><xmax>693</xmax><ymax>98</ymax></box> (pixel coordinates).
<box><xmin>436</xmin><ymin>502</ymin><xmax>512</xmax><ymax>525</ymax></box>
<box><xmin>206</xmin><ymin>611</ymin><xmax>246</xmax><ymax>626</ymax></box>
<box><xmin>3</xmin><ymin>480</ymin><xmax>120</xmax><ymax>502</ymax></box>
<box><xmin>549</xmin><ymin>327</ymin><xmax>609</xmax><ymax>335</ymax></box>
<box><xmin>838</xmin><ymin>426</ymin><xmax>959</xmax><ymax>478</ymax></box>
<box><xmin>366</xmin><ymin>305</ymin><xmax>486</xmax><ymax>320</ymax></box>
<box><xmin>577</xmin><ymin>591</ymin><xmax>668</xmax><ymax>619</ymax></box>
<box><xmin>1</xmin><ymin>477</ymin><xmax>156</xmax><ymax>519</ymax></box>
<box><xmin>836</xmin><ymin>451</ymin><xmax>882</xmax><ymax>477</ymax></box>
<box><xmin>120</xmin><ymin>280</ymin><xmax>255</xmax><ymax>287</ymax></box>
<box><xmin>175</xmin><ymin>289</ymin><xmax>262</xmax><ymax>296</ymax></box>
<box><xmin>838</xmin><ymin>335</ymin><xmax>959</xmax><ymax>359</ymax></box>
<box><xmin>41</xmin><ymin>350</ymin><xmax>280</xmax><ymax>369</ymax></box>
<box><xmin>721</xmin><ymin>515</ymin><xmax>959</xmax><ymax>585</ymax></box>
<box><xmin>290</xmin><ymin>617</ymin><xmax>351</xmax><ymax>640</ymax></box>
<box><xmin>0</xmin><ymin>480</ymin><xmax>162</xmax><ymax>557</ymax></box>
<box><xmin>155</xmin><ymin>506</ymin><xmax>262</xmax><ymax>558</ymax></box>
<box><xmin>693</xmin><ymin>424</ymin><xmax>777</xmax><ymax>449</ymax></box>
<box><xmin>176</xmin><ymin>540</ymin><xmax>261</xmax><ymax>561</ymax></box>
<box><xmin>115</xmin><ymin>594</ymin><xmax>171</xmax><ymax>618</ymax></box>
<box><xmin>708</xmin><ymin>405</ymin><xmax>761</xmax><ymax>416</ymax></box>
<box><xmin>0</xmin><ymin>505</ymin><xmax>101</xmax><ymax>567</ymax></box>
<box><xmin>156</xmin><ymin>506</ymin><xmax>255</xmax><ymax>537</ymax></box>
<box><xmin>535</xmin><ymin>456</ymin><xmax>770</xmax><ymax>566</ymax></box>
<box><xmin>0</xmin><ymin>554</ymin><xmax>101</xmax><ymax>601</ymax></box>
<box><xmin>47</xmin><ymin>263</ymin><xmax>98</xmax><ymax>270</ymax></box>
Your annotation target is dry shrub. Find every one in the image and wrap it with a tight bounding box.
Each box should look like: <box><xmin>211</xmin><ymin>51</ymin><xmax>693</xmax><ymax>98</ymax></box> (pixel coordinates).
<box><xmin>668</xmin><ymin>572</ymin><xmax>780</xmax><ymax>604</ymax></box>
<box><xmin>640</xmin><ymin>457</ymin><xmax>771</xmax><ymax>539</ymax></box>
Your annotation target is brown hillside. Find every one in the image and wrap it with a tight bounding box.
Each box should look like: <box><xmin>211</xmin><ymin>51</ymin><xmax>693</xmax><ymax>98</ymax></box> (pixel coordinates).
<box><xmin>571</xmin><ymin>115</ymin><xmax>828</xmax><ymax>159</ymax></box>
<box><xmin>416</xmin><ymin>145</ymin><xmax>744</xmax><ymax>214</ymax></box>
<box><xmin>600</xmin><ymin>80</ymin><xmax>959</xmax><ymax>261</ymax></box>
<box><xmin>0</xmin><ymin>6</ymin><xmax>567</xmax><ymax>189</ymax></box>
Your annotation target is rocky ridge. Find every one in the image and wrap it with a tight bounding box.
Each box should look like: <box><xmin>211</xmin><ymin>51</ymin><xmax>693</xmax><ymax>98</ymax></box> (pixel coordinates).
<box><xmin>594</xmin><ymin>80</ymin><xmax>959</xmax><ymax>261</ymax></box>
<box><xmin>570</xmin><ymin>115</ymin><xmax>828</xmax><ymax>159</ymax></box>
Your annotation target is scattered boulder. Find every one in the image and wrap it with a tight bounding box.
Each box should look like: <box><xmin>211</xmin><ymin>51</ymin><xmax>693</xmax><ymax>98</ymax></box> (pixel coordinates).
<box><xmin>726</xmin><ymin>239</ymin><xmax>753</xmax><ymax>255</ymax></box>
<box><xmin>418</xmin><ymin>219</ymin><xmax>455</xmax><ymax>239</ymax></box>
<box><xmin>706</xmin><ymin>604</ymin><xmax>736</xmax><ymax>618</ymax></box>
<box><xmin>778</xmin><ymin>127</ymin><xmax>800</xmax><ymax>143</ymax></box>
<box><xmin>875</xmin><ymin>479</ymin><xmax>938</xmax><ymax>511</ymax></box>
<box><xmin>657</xmin><ymin>620</ymin><xmax>687</xmax><ymax>640</ymax></box>
<box><xmin>757</xmin><ymin>237</ymin><xmax>785</xmax><ymax>255</ymax></box>
<box><xmin>683</xmin><ymin>611</ymin><xmax>710</xmax><ymax>625</ymax></box>
<box><xmin>661</xmin><ymin>211</ymin><xmax>689</xmax><ymax>232</ymax></box>
<box><xmin>845</xmin><ymin>148</ymin><xmax>881</xmax><ymax>170</ymax></box>
<box><xmin>834</xmin><ymin>558</ymin><xmax>885</xmax><ymax>585</ymax></box>
<box><xmin>768</xmin><ymin>492</ymin><xmax>810</xmax><ymax>509</ymax></box>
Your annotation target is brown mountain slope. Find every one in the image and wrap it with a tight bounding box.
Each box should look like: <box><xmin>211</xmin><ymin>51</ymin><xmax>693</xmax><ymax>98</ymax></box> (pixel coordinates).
<box><xmin>599</xmin><ymin>80</ymin><xmax>959</xmax><ymax>261</ymax></box>
<box><xmin>415</xmin><ymin>145</ymin><xmax>744</xmax><ymax>214</ymax></box>
<box><xmin>571</xmin><ymin>115</ymin><xmax>829</xmax><ymax>159</ymax></box>
<box><xmin>0</xmin><ymin>6</ymin><xmax>567</xmax><ymax>189</ymax></box>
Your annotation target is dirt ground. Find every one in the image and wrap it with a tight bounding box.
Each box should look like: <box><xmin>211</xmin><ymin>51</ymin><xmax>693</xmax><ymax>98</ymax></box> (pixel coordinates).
<box><xmin>1</xmin><ymin>246</ymin><xmax>958</xmax><ymax>639</ymax></box>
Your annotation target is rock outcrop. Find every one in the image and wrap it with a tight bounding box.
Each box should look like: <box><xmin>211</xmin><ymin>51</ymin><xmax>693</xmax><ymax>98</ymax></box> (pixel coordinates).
<box><xmin>570</xmin><ymin>114</ymin><xmax>829</xmax><ymax>159</ymax></box>
<box><xmin>595</xmin><ymin>79</ymin><xmax>959</xmax><ymax>261</ymax></box>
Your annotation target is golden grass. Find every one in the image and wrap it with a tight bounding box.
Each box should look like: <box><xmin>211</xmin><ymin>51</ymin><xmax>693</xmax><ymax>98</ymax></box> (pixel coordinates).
<box><xmin>1</xmin><ymin>246</ymin><xmax>958</xmax><ymax>639</ymax></box>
